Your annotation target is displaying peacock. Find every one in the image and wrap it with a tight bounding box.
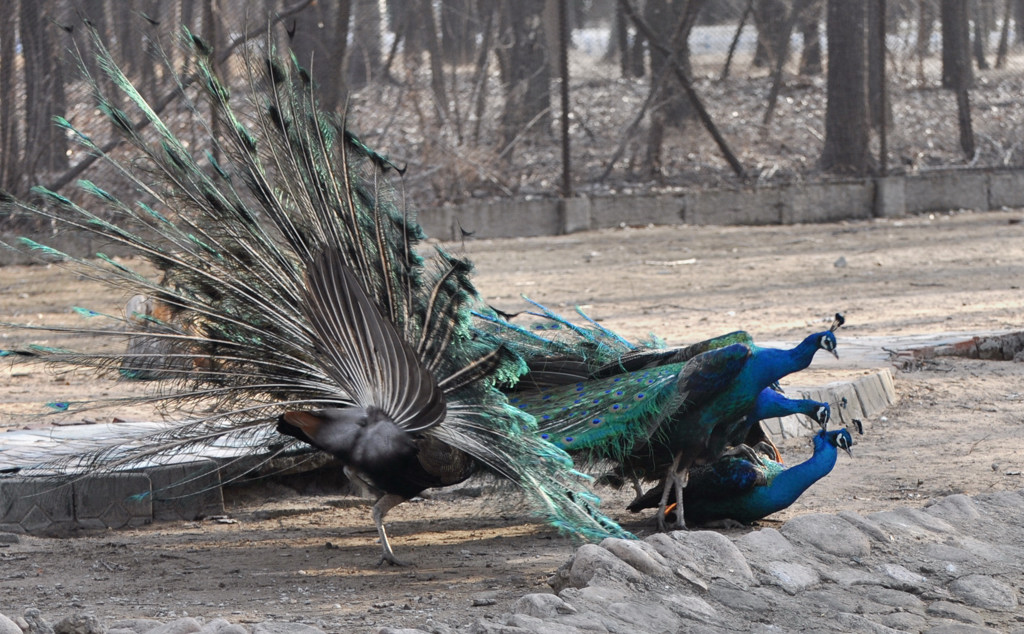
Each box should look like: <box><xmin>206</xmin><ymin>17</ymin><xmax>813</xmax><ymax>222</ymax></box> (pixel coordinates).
<box><xmin>649</xmin><ymin>422</ymin><xmax>863</xmax><ymax>527</ymax></box>
<box><xmin>477</xmin><ymin>304</ymin><xmax>844</xmax><ymax>529</ymax></box>
<box><xmin>0</xmin><ymin>25</ymin><xmax>629</xmax><ymax>564</ymax></box>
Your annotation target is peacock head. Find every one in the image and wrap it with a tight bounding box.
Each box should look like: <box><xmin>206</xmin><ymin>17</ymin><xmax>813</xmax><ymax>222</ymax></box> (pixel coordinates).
<box><xmin>814</xmin><ymin>313</ymin><xmax>845</xmax><ymax>358</ymax></box>
<box><xmin>812</xmin><ymin>402</ymin><xmax>831</xmax><ymax>429</ymax></box>
<box><xmin>819</xmin><ymin>417</ymin><xmax>862</xmax><ymax>456</ymax></box>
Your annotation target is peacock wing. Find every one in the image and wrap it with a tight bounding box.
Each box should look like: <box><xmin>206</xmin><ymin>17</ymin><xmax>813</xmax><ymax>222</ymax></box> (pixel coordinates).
<box><xmin>513</xmin><ymin>361</ymin><xmax>690</xmax><ymax>464</ymax></box>
<box><xmin>301</xmin><ymin>247</ymin><xmax>446</xmax><ymax>432</ymax></box>
<box><xmin>593</xmin><ymin>331</ymin><xmax>754</xmax><ymax>378</ymax></box>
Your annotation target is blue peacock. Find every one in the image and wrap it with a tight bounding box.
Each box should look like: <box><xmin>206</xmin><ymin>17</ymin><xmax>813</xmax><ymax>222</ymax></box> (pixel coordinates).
<box><xmin>478</xmin><ymin>303</ymin><xmax>845</xmax><ymax>529</ymax></box>
<box><xmin>0</xmin><ymin>24</ymin><xmax>629</xmax><ymax>564</ymax></box>
<box><xmin>656</xmin><ymin>422</ymin><xmax>863</xmax><ymax>526</ymax></box>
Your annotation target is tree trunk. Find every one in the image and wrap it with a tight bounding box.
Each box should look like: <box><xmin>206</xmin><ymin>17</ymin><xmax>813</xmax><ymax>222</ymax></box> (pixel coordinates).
<box><xmin>643</xmin><ymin>0</ymin><xmax>703</xmax><ymax>175</ymax></box>
<box><xmin>19</xmin><ymin>2</ymin><xmax>68</xmax><ymax>179</ymax></box>
<box><xmin>867</xmin><ymin>0</ymin><xmax>890</xmax><ymax>129</ymax></box>
<box><xmin>752</xmin><ymin>0</ymin><xmax>789</xmax><ymax>68</ymax></box>
<box><xmin>496</xmin><ymin>0</ymin><xmax>551</xmax><ymax>155</ymax></box>
<box><xmin>349</xmin><ymin>0</ymin><xmax>382</xmax><ymax>89</ymax></box>
<box><xmin>941</xmin><ymin>0</ymin><xmax>972</xmax><ymax>89</ymax></box>
<box><xmin>798</xmin><ymin>0</ymin><xmax>824</xmax><ymax>74</ymax></box>
<box><xmin>820</xmin><ymin>0</ymin><xmax>872</xmax><ymax>175</ymax></box>
<box><xmin>0</xmin><ymin>14</ymin><xmax>21</xmax><ymax>194</ymax></box>
<box><xmin>419</xmin><ymin>0</ymin><xmax>450</xmax><ymax>123</ymax></box>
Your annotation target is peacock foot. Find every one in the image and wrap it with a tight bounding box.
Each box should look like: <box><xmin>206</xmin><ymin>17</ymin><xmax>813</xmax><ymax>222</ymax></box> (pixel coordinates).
<box><xmin>377</xmin><ymin>549</ymin><xmax>412</xmax><ymax>567</ymax></box>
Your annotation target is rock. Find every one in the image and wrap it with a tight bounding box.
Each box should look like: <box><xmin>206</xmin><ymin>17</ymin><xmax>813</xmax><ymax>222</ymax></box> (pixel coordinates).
<box><xmin>836</xmin><ymin>510</ymin><xmax>894</xmax><ymax>543</ymax></box>
<box><xmin>707</xmin><ymin>581</ymin><xmax>770</xmax><ymax>613</ymax></box>
<box><xmin>251</xmin><ymin>626</ymin><xmax>326</xmax><ymax>634</ymax></box>
<box><xmin>820</xmin><ymin>567</ymin><xmax>884</xmax><ymax>587</ymax></box>
<box><xmin>511</xmin><ymin>594</ymin><xmax>576</xmax><ymax>619</ymax></box>
<box><xmin>760</xmin><ymin>561</ymin><xmax>819</xmax><ymax>595</ymax></box>
<box><xmin>948</xmin><ymin>574</ymin><xmax>1019</xmax><ymax>610</ymax></box>
<box><xmin>106</xmin><ymin>621</ymin><xmax>163</xmax><ymax>634</ymax></box>
<box><xmin>23</xmin><ymin>609</ymin><xmax>55</xmax><ymax>634</ymax></box>
<box><xmin>876</xmin><ymin>612</ymin><xmax>927</xmax><ymax>631</ymax></box>
<box><xmin>549</xmin><ymin>543</ymin><xmax>644</xmax><ymax>591</ymax></box>
<box><xmin>54</xmin><ymin>615</ymin><xmax>104</xmax><ymax>634</ymax></box>
<box><xmin>923</xmin><ymin>624</ymin><xmax>1001</xmax><ymax>634</ymax></box>
<box><xmin>0</xmin><ymin>533</ymin><xmax>20</xmax><ymax>544</ymax></box>
<box><xmin>861</xmin><ymin>586</ymin><xmax>925</xmax><ymax>610</ymax></box>
<box><xmin>926</xmin><ymin>600</ymin><xmax>986</xmax><ymax>625</ymax></box>
<box><xmin>605</xmin><ymin>600</ymin><xmax>682</xmax><ymax>632</ymax></box>
<box><xmin>658</xmin><ymin>593</ymin><xmax>718</xmax><ymax>624</ymax></box>
<box><xmin>834</xmin><ymin>612</ymin><xmax>904</xmax><ymax>634</ymax></box>
<box><xmin>377</xmin><ymin>629</ymin><xmax>431</xmax><ymax>634</ymax></box>
<box><xmin>735</xmin><ymin>527</ymin><xmax>797</xmax><ymax>559</ymax></box>
<box><xmin>780</xmin><ymin>513</ymin><xmax>872</xmax><ymax>558</ymax></box>
<box><xmin>504</xmin><ymin>614</ymin><xmax>579</xmax><ymax>634</ymax></box>
<box><xmin>868</xmin><ymin>508</ymin><xmax>957</xmax><ymax>537</ymax></box>
<box><xmin>672</xmin><ymin>531</ymin><xmax>755</xmax><ymax>589</ymax></box>
<box><xmin>925</xmin><ymin>494</ymin><xmax>982</xmax><ymax>523</ymax></box>
<box><xmin>877</xmin><ymin>563</ymin><xmax>930</xmax><ymax>593</ymax></box>
<box><xmin>144</xmin><ymin>621</ymin><xmax>202</xmax><ymax>634</ymax></box>
<box><xmin>0</xmin><ymin>613</ymin><xmax>22</xmax><ymax>634</ymax></box>
<box><xmin>600</xmin><ymin>538</ymin><xmax>671</xmax><ymax>576</ymax></box>
<box><xmin>196</xmin><ymin>620</ymin><xmax>247</xmax><ymax>634</ymax></box>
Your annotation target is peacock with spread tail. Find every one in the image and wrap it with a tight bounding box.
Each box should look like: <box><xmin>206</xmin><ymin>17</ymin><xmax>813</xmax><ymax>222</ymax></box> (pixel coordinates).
<box><xmin>476</xmin><ymin>303</ymin><xmax>844</xmax><ymax>529</ymax></box>
<box><xmin>0</xmin><ymin>25</ymin><xmax>629</xmax><ymax>564</ymax></box>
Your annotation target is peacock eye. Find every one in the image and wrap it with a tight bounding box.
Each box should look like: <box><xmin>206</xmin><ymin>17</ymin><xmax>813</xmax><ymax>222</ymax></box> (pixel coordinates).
<box><xmin>819</xmin><ymin>335</ymin><xmax>835</xmax><ymax>350</ymax></box>
<box><xmin>816</xmin><ymin>406</ymin><xmax>828</xmax><ymax>421</ymax></box>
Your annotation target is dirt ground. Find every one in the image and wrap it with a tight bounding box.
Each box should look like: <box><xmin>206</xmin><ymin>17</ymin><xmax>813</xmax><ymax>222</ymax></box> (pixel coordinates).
<box><xmin>2</xmin><ymin>209</ymin><xmax>1024</xmax><ymax>632</ymax></box>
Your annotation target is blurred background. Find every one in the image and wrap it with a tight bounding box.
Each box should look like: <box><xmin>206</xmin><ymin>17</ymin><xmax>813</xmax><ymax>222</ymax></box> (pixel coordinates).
<box><xmin>1</xmin><ymin>0</ymin><xmax>1022</xmax><ymax>219</ymax></box>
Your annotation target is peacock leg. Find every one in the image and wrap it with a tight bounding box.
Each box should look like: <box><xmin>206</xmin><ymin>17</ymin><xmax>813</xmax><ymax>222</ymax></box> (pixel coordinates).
<box><xmin>629</xmin><ymin>474</ymin><xmax>645</xmax><ymax>501</ymax></box>
<box><xmin>671</xmin><ymin>468</ymin><xmax>689</xmax><ymax>530</ymax></box>
<box><xmin>656</xmin><ymin>453</ymin><xmax>684</xmax><ymax>532</ymax></box>
<box><xmin>372</xmin><ymin>493</ymin><xmax>410</xmax><ymax>566</ymax></box>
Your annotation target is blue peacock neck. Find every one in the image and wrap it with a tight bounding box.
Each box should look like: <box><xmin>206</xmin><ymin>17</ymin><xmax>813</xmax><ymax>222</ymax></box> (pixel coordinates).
<box><xmin>767</xmin><ymin>432</ymin><xmax>838</xmax><ymax>505</ymax></box>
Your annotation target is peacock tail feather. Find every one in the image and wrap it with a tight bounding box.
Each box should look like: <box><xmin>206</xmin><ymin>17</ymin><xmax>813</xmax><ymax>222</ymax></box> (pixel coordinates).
<box><xmin>0</xmin><ymin>24</ymin><xmax>627</xmax><ymax>542</ymax></box>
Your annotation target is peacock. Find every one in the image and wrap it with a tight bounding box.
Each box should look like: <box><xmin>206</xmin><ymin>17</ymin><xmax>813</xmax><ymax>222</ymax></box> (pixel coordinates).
<box><xmin>477</xmin><ymin>304</ymin><xmax>844</xmax><ymax>529</ymax></box>
<box><xmin>0</xmin><ymin>24</ymin><xmax>629</xmax><ymax>564</ymax></box>
<box><xmin>646</xmin><ymin>422</ymin><xmax>863</xmax><ymax>527</ymax></box>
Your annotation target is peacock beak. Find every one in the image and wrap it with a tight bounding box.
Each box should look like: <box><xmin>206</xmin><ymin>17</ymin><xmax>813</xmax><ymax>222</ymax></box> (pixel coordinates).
<box><xmin>829</xmin><ymin>349</ymin><xmax>839</xmax><ymax>359</ymax></box>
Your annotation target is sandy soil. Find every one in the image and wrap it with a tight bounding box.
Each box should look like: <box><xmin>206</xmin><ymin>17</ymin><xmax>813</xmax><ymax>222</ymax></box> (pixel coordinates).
<box><xmin>2</xmin><ymin>209</ymin><xmax>1024</xmax><ymax>632</ymax></box>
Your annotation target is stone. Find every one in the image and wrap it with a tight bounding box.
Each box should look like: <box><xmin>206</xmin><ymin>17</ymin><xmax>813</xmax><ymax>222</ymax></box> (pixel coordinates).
<box><xmin>834</xmin><ymin>613</ymin><xmax>904</xmax><ymax>634</ymax></box>
<box><xmin>821</xmin><ymin>567</ymin><xmax>885</xmax><ymax>587</ymax></box>
<box><xmin>837</xmin><ymin>510</ymin><xmax>894</xmax><ymax>543</ymax></box>
<box><xmin>659</xmin><ymin>593</ymin><xmax>719</xmax><ymax>624</ymax></box>
<box><xmin>0</xmin><ymin>533</ymin><xmax>20</xmax><ymax>544</ymax></box>
<box><xmin>512</xmin><ymin>594</ymin><xmax>576</xmax><ymax>619</ymax></box>
<box><xmin>0</xmin><ymin>613</ymin><xmax>22</xmax><ymax>634</ymax></box>
<box><xmin>876</xmin><ymin>612</ymin><xmax>927</xmax><ymax>631</ymax></box>
<box><xmin>926</xmin><ymin>600</ymin><xmax>986</xmax><ymax>625</ymax></box>
<box><xmin>760</xmin><ymin>561</ymin><xmax>819</xmax><ymax>595</ymax></box>
<box><xmin>735</xmin><ymin>527</ymin><xmax>797</xmax><ymax>558</ymax></box>
<box><xmin>504</xmin><ymin>614</ymin><xmax>578</xmax><ymax>634</ymax></box>
<box><xmin>923</xmin><ymin>624</ymin><xmax>1001</xmax><ymax>634</ymax></box>
<box><xmin>250</xmin><ymin>626</ymin><xmax>326</xmax><ymax>634</ymax></box>
<box><xmin>53</xmin><ymin>615</ymin><xmax>104</xmax><ymax>634</ymax></box>
<box><xmin>106</xmin><ymin>620</ymin><xmax>163</xmax><ymax>633</ymax></box>
<box><xmin>23</xmin><ymin>609</ymin><xmax>55</xmax><ymax>634</ymax></box>
<box><xmin>948</xmin><ymin>574</ymin><xmax>1019</xmax><ymax>610</ymax></box>
<box><xmin>196</xmin><ymin>620</ymin><xmax>247</xmax><ymax>634</ymax></box>
<box><xmin>378</xmin><ymin>629</ymin><xmax>431</xmax><ymax>634</ymax></box>
<box><xmin>672</xmin><ymin>530</ymin><xmax>755</xmax><ymax>589</ymax></box>
<box><xmin>924</xmin><ymin>494</ymin><xmax>982</xmax><ymax>523</ymax></box>
<box><xmin>780</xmin><ymin>513</ymin><xmax>871</xmax><ymax>557</ymax></box>
<box><xmin>556</xmin><ymin>543</ymin><xmax>644</xmax><ymax>590</ymax></box>
<box><xmin>707</xmin><ymin>581</ymin><xmax>770</xmax><ymax>613</ymax></box>
<box><xmin>861</xmin><ymin>586</ymin><xmax>925</xmax><ymax>610</ymax></box>
<box><xmin>600</xmin><ymin>537</ymin><xmax>671</xmax><ymax>576</ymax></box>
<box><xmin>145</xmin><ymin>619</ymin><xmax>202</xmax><ymax>634</ymax></box>
<box><xmin>878</xmin><ymin>563</ymin><xmax>930</xmax><ymax>593</ymax></box>
<box><xmin>605</xmin><ymin>600</ymin><xmax>682</xmax><ymax>632</ymax></box>
<box><xmin>867</xmin><ymin>508</ymin><xmax>957</xmax><ymax>537</ymax></box>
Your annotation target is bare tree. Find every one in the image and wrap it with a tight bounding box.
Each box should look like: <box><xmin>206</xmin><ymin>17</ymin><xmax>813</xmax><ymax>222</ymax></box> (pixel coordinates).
<box><xmin>941</xmin><ymin>0</ymin><xmax>972</xmax><ymax>89</ymax></box>
<box><xmin>820</xmin><ymin>0</ymin><xmax>872</xmax><ymax>175</ymax></box>
<box><xmin>495</xmin><ymin>0</ymin><xmax>551</xmax><ymax>156</ymax></box>
<box><xmin>19</xmin><ymin>2</ymin><xmax>68</xmax><ymax>178</ymax></box>
<box><xmin>0</xmin><ymin>12</ymin><xmax>21</xmax><ymax>194</ymax></box>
